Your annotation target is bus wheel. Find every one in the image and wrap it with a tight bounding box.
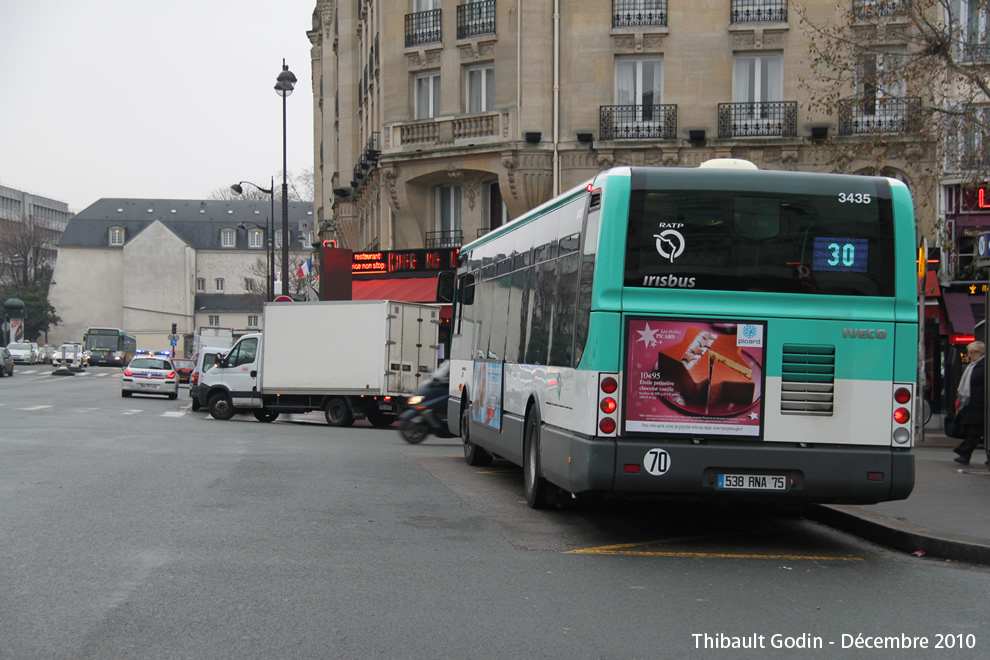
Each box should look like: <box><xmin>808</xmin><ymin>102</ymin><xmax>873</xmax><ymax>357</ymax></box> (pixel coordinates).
<box><xmin>325</xmin><ymin>398</ymin><xmax>354</xmax><ymax>427</ymax></box>
<box><xmin>253</xmin><ymin>409</ymin><xmax>280</xmax><ymax>423</ymax></box>
<box><xmin>524</xmin><ymin>405</ymin><xmax>550</xmax><ymax>509</ymax></box>
<box><xmin>208</xmin><ymin>393</ymin><xmax>236</xmax><ymax>421</ymax></box>
<box><xmin>461</xmin><ymin>410</ymin><xmax>492</xmax><ymax>467</ymax></box>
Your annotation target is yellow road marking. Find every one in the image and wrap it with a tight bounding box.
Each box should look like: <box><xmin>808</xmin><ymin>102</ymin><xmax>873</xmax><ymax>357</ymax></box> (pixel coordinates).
<box><xmin>567</xmin><ymin>538</ymin><xmax>864</xmax><ymax>561</ymax></box>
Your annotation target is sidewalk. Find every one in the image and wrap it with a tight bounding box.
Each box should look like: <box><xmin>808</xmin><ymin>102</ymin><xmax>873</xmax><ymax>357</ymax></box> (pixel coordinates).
<box><xmin>806</xmin><ymin>426</ymin><xmax>990</xmax><ymax>566</ymax></box>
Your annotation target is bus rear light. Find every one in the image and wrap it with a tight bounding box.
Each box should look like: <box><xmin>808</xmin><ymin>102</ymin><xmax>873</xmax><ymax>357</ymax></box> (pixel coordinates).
<box><xmin>624</xmin><ymin>464</ymin><xmax>640</xmax><ymax>473</ymax></box>
<box><xmin>599</xmin><ymin>418</ymin><xmax>616</xmax><ymax>434</ymax></box>
<box><xmin>867</xmin><ymin>472</ymin><xmax>885</xmax><ymax>481</ymax></box>
<box><xmin>893</xmin><ymin>407</ymin><xmax>910</xmax><ymax>424</ymax></box>
<box><xmin>600</xmin><ymin>397</ymin><xmax>617</xmax><ymax>414</ymax></box>
<box><xmin>893</xmin><ymin>387</ymin><xmax>911</xmax><ymax>404</ymax></box>
<box><xmin>601</xmin><ymin>377</ymin><xmax>618</xmax><ymax>394</ymax></box>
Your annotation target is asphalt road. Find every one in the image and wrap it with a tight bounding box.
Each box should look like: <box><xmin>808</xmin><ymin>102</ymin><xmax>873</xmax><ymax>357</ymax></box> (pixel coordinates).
<box><xmin>1</xmin><ymin>366</ymin><xmax>989</xmax><ymax>659</ymax></box>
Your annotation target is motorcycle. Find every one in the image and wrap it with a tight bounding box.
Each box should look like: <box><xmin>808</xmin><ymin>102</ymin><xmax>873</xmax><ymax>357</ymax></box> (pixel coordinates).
<box><xmin>398</xmin><ymin>362</ymin><xmax>454</xmax><ymax>444</ymax></box>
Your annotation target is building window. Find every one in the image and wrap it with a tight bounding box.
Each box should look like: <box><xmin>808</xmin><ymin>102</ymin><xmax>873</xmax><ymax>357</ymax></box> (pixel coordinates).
<box><xmin>245</xmin><ymin>277</ymin><xmax>254</xmax><ymax>290</ymax></box>
<box><xmin>415</xmin><ymin>70</ymin><xmax>441</xmax><ymax>119</ymax></box>
<box><xmin>215</xmin><ymin>278</ymin><xmax>225</xmax><ymax>292</ymax></box>
<box><xmin>196</xmin><ymin>278</ymin><xmax>205</xmax><ymax>292</ymax></box>
<box><xmin>437</xmin><ymin>185</ymin><xmax>462</xmax><ymax>234</ymax></box>
<box><xmin>209</xmin><ymin>315</ymin><xmax>220</xmax><ymax>327</ymax></box>
<box><xmin>248</xmin><ymin>315</ymin><xmax>259</xmax><ymax>328</ymax></box>
<box><xmin>482</xmin><ymin>181</ymin><xmax>507</xmax><ymax>233</ymax></box>
<box><xmin>109</xmin><ymin>227</ymin><xmax>125</xmax><ymax>246</ymax></box>
<box><xmin>858</xmin><ymin>51</ymin><xmax>906</xmax><ymax>115</ymax></box>
<box><xmin>616</xmin><ymin>56</ymin><xmax>664</xmax><ymax>117</ymax></box>
<box><xmin>248</xmin><ymin>229</ymin><xmax>263</xmax><ymax>248</ymax></box>
<box><xmin>466</xmin><ymin>64</ymin><xmax>494</xmax><ymax>113</ymax></box>
<box><xmin>733</xmin><ymin>53</ymin><xmax>782</xmax><ymax>107</ymax></box>
<box><xmin>221</xmin><ymin>228</ymin><xmax>236</xmax><ymax>248</ymax></box>
<box><xmin>952</xmin><ymin>0</ymin><xmax>990</xmax><ymax>60</ymax></box>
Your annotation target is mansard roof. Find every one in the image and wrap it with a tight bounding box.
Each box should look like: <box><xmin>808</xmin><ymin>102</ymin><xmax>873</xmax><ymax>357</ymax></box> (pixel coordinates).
<box><xmin>57</xmin><ymin>198</ymin><xmax>314</xmax><ymax>250</ymax></box>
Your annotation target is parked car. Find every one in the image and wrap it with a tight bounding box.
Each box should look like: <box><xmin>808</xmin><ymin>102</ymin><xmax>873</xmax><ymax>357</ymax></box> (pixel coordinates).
<box><xmin>121</xmin><ymin>356</ymin><xmax>178</xmax><ymax>399</ymax></box>
<box><xmin>172</xmin><ymin>358</ymin><xmax>194</xmax><ymax>384</ymax></box>
<box><xmin>7</xmin><ymin>342</ymin><xmax>35</xmax><ymax>364</ymax></box>
<box><xmin>0</xmin><ymin>347</ymin><xmax>14</xmax><ymax>377</ymax></box>
<box><xmin>189</xmin><ymin>347</ymin><xmax>226</xmax><ymax>411</ymax></box>
<box><xmin>52</xmin><ymin>343</ymin><xmax>86</xmax><ymax>369</ymax></box>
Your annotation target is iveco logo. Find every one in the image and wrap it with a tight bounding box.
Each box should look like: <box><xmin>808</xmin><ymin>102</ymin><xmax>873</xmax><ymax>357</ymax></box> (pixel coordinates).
<box><xmin>842</xmin><ymin>328</ymin><xmax>888</xmax><ymax>339</ymax></box>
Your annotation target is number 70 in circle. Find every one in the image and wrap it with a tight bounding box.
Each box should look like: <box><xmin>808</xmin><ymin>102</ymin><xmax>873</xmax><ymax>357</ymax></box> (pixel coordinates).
<box><xmin>644</xmin><ymin>448</ymin><xmax>671</xmax><ymax>476</ymax></box>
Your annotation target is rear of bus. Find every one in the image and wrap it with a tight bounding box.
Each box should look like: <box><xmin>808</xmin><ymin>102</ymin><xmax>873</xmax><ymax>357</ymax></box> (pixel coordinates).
<box><xmin>586</xmin><ymin>166</ymin><xmax>917</xmax><ymax>504</ymax></box>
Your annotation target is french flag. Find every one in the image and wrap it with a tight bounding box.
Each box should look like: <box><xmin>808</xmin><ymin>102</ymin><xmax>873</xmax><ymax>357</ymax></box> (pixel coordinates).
<box><xmin>296</xmin><ymin>257</ymin><xmax>312</xmax><ymax>279</ymax></box>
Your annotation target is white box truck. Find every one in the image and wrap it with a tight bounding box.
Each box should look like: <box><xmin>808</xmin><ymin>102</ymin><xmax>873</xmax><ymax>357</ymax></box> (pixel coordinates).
<box><xmin>197</xmin><ymin>300</ymin><xmax>441</xmax><ymax>426</ymax></box>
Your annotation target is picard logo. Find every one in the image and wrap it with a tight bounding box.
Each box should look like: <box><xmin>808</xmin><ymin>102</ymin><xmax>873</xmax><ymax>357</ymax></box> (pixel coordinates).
<box><xmin>843</xmin><ymin>328</ymin><xmax>888</xmax><ymax>339</ymax></box>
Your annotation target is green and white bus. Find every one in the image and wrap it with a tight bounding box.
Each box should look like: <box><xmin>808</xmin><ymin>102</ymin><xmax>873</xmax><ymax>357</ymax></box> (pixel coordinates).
<box><xmin>438</xmin><ymin>160</ymin><xmax>918</xmax><ymax>508</ymax></box>
<box><xmin>83</xmin><ymin>327</ymin><xmax>137</xmax><ymax>366</ymax></box>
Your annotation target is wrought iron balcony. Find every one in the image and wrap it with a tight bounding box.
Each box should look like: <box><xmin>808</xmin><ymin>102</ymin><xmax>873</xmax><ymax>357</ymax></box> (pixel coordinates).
<box><xmin>457</xmin><ymin>0</ymin><xmax>495</xmax><ymax>39</ymax></box>
<box><xmin>852</xmin><ymin>0</ymin><xmax>906</xmax><ymax>19</ymax></box>
<box><xmin>350</xmin><ymin>133</ymin><xmax>381</xmax><ymax>192</ymax></box>
<box><xmin>837</xmin><ymin>97</ymin><xmax>921</xmax><ymax>135</ymax></box>
<box><xmin>959</xmin><ymin>41</ymin><xmax>990</xmax><ymax>62</ymax></box>
<box><xmin>730</xmin><ymin>0</ymin><xmax>786</xmax><ymax>23</ymax></box>
<box><xmin>600</xmin><ymin>104</ymin><xmax>678</xmax><ymax>140</ymax></box>
<box><xmin>405</xmin><ymin>8</ymin><xmax>442</xmax><ymax>48</ymax></box>
<box><xmin>612</xmin><ymin>0</ymin><xmax>668</xmax><ymax>27</ymax></box>
<box><xmin>426</xmin><ymin>230</ymin><xmax>463</xmax><ymax>249</ymax></box>
<box><xmin>717</xmin><ymin>101</ymin><xmax>797</xmax><ymax>137</ymax></box>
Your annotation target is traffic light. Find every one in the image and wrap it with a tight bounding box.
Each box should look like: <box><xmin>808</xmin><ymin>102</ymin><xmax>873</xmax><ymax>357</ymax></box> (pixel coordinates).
<box><xmin>171</xmin><ymin>323</ymin><xmax>177</xmax><ymax>335</ymax></box>
<box><xmin>323</xmin><ymin>239</ymin><xmax>337</xmax><ymax>248</ymax></box>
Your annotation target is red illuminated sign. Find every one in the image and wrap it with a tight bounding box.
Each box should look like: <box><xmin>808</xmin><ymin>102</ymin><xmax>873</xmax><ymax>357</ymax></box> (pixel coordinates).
<box><xmin>350</xmin><ymin>248</ymin><xmax>458</xmax><ymax>275</ymax></box>
<box><xmin>980</xmin><ymin>189</ymin><xmax>990</xmax><ymax>208</ymax></box>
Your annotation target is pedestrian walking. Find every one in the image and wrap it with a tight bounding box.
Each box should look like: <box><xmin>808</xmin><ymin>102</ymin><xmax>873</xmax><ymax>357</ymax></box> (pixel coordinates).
<box><xmin>953</xmin><ymin>341</ymin><xmax>986</xmax><ymax>466</ymax></box>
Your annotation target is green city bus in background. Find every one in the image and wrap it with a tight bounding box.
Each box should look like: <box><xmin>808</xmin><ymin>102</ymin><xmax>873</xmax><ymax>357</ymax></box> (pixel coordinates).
<box><xmin>439</xmin><ymin>160</ymin><xmax>918</xmax><ymax>509</ymax></box>
<box><xmin>83</xmin><ymin>327</ymin><xmax>137</xmax><ymax>367</ymax></box>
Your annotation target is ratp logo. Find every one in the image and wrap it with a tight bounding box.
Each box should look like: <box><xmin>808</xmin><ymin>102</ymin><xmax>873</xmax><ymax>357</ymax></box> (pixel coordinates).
<box><xmin>653</xmin><ymin>230</ymin><xmax>685</xmax><ymax>263</ymax></box>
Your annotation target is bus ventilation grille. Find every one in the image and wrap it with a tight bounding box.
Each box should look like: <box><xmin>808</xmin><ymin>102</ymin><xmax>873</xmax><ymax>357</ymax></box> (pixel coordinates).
<box><xmin>780</xmin><ymin>344</ymin><xmax>835</xmax><ymax>416</ymax></box>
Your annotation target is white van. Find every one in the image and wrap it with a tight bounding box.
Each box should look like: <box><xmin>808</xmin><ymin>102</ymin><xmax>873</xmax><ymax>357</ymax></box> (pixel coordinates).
<box><xmin>189</xmin><ymin>346</ymin><xmax>226</xmax><ymax>412</ymax></box>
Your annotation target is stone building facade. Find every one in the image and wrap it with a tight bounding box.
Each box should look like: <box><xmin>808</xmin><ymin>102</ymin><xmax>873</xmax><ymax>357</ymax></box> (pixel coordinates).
<box><xmin>49</xmin><ymin>199</ymin><xmax>314</xmax><ymax>355</ymax></box>
<box><xmin>305</xmin><ymin>0</ymin><xmax>936</xmax><ymax>254</ymax></box>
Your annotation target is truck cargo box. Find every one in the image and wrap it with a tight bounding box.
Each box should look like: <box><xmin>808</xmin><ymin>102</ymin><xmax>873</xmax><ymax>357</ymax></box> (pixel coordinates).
<box><xmin>259</xmin><ymin>300</ymin><xmax>440</xmax><ymax>395</ymax></box>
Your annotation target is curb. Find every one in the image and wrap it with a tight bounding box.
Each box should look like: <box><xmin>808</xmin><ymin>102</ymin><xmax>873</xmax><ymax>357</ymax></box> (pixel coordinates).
<box><xmin>806</xmin><ymin>504</ymin><xmax>990</xmax><ymax>567</ymax></box>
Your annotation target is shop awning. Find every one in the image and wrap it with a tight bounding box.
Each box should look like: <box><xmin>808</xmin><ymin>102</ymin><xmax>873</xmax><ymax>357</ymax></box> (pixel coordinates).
<box><xmin>351</xmin><ymin>277</ymin><xmax>439</xmax><ymax>303</ymax></box>
<box><xmin>919</xmin><ymin>271</ymin><xmax>941</xmax><ymax>297</ymax></box>
<box><xmin>944</xmin><ymin>292</ymin><xmax>977</xmax><ymax>334</ymax></box>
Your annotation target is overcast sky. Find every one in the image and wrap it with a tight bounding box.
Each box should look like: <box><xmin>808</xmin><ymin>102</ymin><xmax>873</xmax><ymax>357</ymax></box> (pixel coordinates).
<box><xmin>0</xmin><ymin>0</ymin><xmax>317</xmax><ymax>212</ymax></box>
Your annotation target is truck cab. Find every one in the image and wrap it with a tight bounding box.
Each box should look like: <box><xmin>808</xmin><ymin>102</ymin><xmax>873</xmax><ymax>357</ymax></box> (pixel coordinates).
<box><xmin>199</xmin><ymin>333</ymin><xmax>262</xmax><ymax>417</ymax></box>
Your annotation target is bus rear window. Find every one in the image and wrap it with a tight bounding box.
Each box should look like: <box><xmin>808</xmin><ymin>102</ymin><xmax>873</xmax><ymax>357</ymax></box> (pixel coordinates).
<box><xmin>624</xmin><ymin>172</ymin><xmax>896</xmax><ymax>297</ymax></box>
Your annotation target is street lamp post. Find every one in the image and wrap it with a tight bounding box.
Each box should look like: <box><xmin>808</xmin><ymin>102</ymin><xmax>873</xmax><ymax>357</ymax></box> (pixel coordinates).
<box><xmin>275</xmin><ymin>59</ymin><xmax>297</xmax><ymax>297</ymax></box>
<box><xmin>231</xmin><ymin>179</ymin><xmax>276</xmax><ymax>302</ymax></box>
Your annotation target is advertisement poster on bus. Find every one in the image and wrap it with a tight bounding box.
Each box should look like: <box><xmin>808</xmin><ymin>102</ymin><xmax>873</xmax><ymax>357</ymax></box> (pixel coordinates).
<box><xmin>471</xmin><ymin>361</ymin><xmax>503</xmax><ymax>430</ymax></box>
<box><xmin>624</xmin><ymin>318</ymin><xmax>766</xmax><ymax>437</ymax></box>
